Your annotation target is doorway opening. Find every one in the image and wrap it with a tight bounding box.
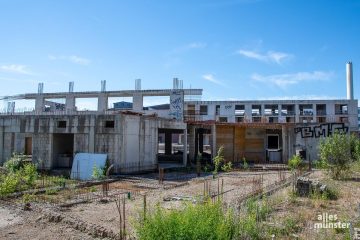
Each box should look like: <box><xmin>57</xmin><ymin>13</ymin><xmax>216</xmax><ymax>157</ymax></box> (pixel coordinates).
<box><xmin>25</xmin><ymin>137</ymin><xmax>32</xmax><ymax>155</ymax></box>
<box><xmin>52</xmin><ymin>134</ymin><xmax>74</xmax><ymax>168</ymax></box>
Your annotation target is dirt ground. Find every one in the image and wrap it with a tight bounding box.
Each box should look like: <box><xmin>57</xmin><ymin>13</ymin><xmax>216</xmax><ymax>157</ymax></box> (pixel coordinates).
<box><xmin>3</xmin><ymin>169</ymin><xmax>359</xmax><ymax>240</ymax></box>
<box><xmin>263</xmin><ymin>170</ymin><xmax>360</xmax><ymax>239</ymax></box>
<box><xmin>0</xmin><ymin>170</ymin><xmax>290</xmax><ymax>239</ymax></box>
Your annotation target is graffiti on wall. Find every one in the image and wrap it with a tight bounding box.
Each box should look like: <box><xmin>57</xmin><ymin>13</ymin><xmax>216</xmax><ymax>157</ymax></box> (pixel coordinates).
<box><xmin>169</xmin><ymin>90</ymin><xmax>184</xmax><ymax>120</ymax></box>
<box><xmin>294</xmin><ymin>123</ymin><xmax>348</xmax><ymax>138</ymax></box>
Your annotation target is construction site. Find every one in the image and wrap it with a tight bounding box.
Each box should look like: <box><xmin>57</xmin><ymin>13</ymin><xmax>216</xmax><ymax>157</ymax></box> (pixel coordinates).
<box><xmin>0</xmin><ymin>62</ymin><xmax>359</xmax><ymax>240</ymax></box>
<box><xmin>0</xmin><ymin>64</ymin><xmax>358</xmax><ymax>172</ymax></box>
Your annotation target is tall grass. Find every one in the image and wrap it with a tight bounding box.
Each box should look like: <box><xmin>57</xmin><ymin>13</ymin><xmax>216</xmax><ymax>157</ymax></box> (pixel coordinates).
<box><xmin>135</xmin><ymin>197</ymin><xmax>273</xmax><ymax>240</ymax></box>
<box><xmin>135</xmin><ymin>201</ymin><xmax>238</xmax><ymax>240</ymax></box>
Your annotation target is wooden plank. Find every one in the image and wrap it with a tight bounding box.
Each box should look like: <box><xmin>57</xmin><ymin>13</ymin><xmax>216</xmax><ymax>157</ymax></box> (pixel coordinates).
<box><xmin>234</xmin><ymin>127</ymin><xmax>245</xmax><ymax>162</ymax></box>
<box><xmin>216</xmin><ymin>125</ymin><xmax>234</xmax><ymax>162</ymax></box>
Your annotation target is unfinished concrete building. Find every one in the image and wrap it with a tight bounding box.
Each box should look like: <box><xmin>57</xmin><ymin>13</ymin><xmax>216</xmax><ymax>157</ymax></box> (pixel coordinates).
<box><xmin>0</xmin><ymin>80</ymin><xmax>201</xmax><ymax>173</ymax></box>
<box><xmin>184</xmin><ymin>99</ymin><xmax>358</xmax><ymax>164</ymax></box>
<box><xmin>0</xmin><ymin>63</ymin><xmax>358</xmax><ymax>172</ymax></box>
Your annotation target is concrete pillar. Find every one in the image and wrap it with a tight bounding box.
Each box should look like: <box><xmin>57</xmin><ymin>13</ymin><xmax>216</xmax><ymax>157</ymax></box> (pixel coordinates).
<box><xmin>48</xmin><ymin>133</ymin><xmax>54</xmax><ymax>169</ymax></box>
<box><xmin>282</xmin><ymin>125</ymin><xmax>288</xmax><ymax>163</ymax></box>
<box><xmin>183</xmin><ymin>128</ymin><xmax>187</xmax><ymax>166</ymax></box>
<box><xmin>288</xmin><ymin>126</ymin><xmax>295</xmax><ymax>157</ymax></box>
<box><xmin>133</xmin><ymin>93</ymin><xmax>143</xmax><ymax>112</ymax></box>
<box><xmin>295</xmin><ymin>104</ymin><xmax>300</xmax><ymax>123</ymax></box>
<box><xmin>97</xmin><ymin>94</ymin><xmax>108</xmax><ymax>112</ymax></box>
<box><xmin>0</xmin><ymin>125</ymin><xmax>4</xmax><ymax>164</ymax></box>
<box><xmin>261</xmin><ymin>104</ymin><xmax>265</xmax><ymax>116</ymax></box>
<box><xmin>326</xmin><ymin>103</ymin><xmax>335</xmax><ymax>122</ymax></box>
<box><xmin>89</xmin><ymin>116</ymin><xmax>95</xmax><ymax>153</ymax></box>
<box><xmin>198</xmin><ymin>129</ymin><xmax>204</xmax><ymax>153</ymax></box>
<box><xmin>211</xmin><ymin>124</ymin><xmax>216</xmax><ymax>161</ymax></box>
<box><xmin>35</xmin><ymin>96</ymin><xmax>44</xmax><ymax>113</ymax></box>
<box><xmin>165</xmin><ymin>131</ymin><xmax>172</xmax><ymax>155</ymax></box>
<box><xmin>244</xmin><ymin>104</ymin><xmax>252</xmax><ymax>122</ymax></box>
<box><xmin>65</xmin><ymin>95</ymin><xmax>76</xmax><ymax>112</ymax></box>
<box><xmin>278</xmin><ymin>104</ymin><xmax>282</xmax><ymax>117</ymax></box>
<box><xmin>188</xmin><ymin>125</ymin><xmax>196</xmax><ymax>163</ymax></box>
<box><xmin>194</xmin><ymin>128</ymin><xmax>200</xmax><ymax>157</ymax></box>
<box><xmin>312</xmin><ymin>103</ymin><xmax>316</xmax><ymax>123</ymax></box>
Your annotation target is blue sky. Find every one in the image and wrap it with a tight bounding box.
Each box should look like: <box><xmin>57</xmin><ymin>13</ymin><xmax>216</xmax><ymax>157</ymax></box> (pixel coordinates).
<box><xmin>1</xmin><ymin>0</ymin><xmax>360</xmax><ymax>109</ymax></box>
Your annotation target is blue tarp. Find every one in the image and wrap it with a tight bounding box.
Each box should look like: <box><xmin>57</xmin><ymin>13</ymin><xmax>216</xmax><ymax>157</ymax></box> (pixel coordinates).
<box><xmin>70</xmin><ymin>153</ymin><xmax>107</xmax><ymax>180</ymax></box>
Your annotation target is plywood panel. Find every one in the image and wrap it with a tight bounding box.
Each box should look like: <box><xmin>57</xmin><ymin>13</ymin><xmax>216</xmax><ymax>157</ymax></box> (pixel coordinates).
<box><xmin>244</xmin><ymin>128</ymin><xmax>265</xmax><ymax>163</ymax></box>
<box><xmin>234</xmin><ymin>127</ymin><xmax>245</xmax><ymax>162</ymax></box>
<box><xmin>245</xmin><ymin>139</ymin><xmax>264</xmax><ymax>151</ymax></box>
<box><xmin>216</xmin><ymin>125</ymin><xmax>234</xmax><ymax>162</ymax></box>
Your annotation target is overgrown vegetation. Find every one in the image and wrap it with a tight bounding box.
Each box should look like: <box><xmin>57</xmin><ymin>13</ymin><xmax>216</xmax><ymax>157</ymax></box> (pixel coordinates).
<box><xmin>310</xmin><ymin>185</ymin><xmax>339</xmax><ymax>201</ymax></box>
<box><xmin>135</xmin><ymin>197</ymin><xmax>275</xmax><ymax>240</ymax></box>
<box><xmin>135</xmin><ymin>201</ymin><xmax>238</xmax><ymax>240</ymax></box>
<box><xmin>242</xmin><ymin>157</ymin><xmax>249</xmax><ymax>170</ymax></box>
<box><xmin>211</xmin><ymin>146</ymin><xmax>233</xmax><ymax>175</ymax></box>
<box><xmin>213</xmin><ymin>146</ymin><xmax>225</xmax><ymax>175</ymax></box>
<box><xmin>267</xmin><ymin>216</ymin><xmax>302</xmax><ymax>237</ymax></box>
<box><xmin>237</xmin><ymin>197</ymin><xmax>273</xmax><ymax>240</ymax></box>
<box><xmin>0</xmin><ymin>153</ymin><xmax>76</xmax><ymax>197</ymax></box>
<box><xmin>221</xmin><ymin>161</ymin><xmax>233</xmax><ymax>172</ymax></box>
<box><xmin>0</xmin><ymin>154</ymin><xmax>38</xmax><ymax>196</ymax></box>
<box><xmin>3</xmin><ymin>153</ymin><xmax>28</xmax><ymax>172</ymax></box>
<box><xmin>288</xmin><ymin>154</ymin><xmax>304</xmax><ymax>172</ymax></box>
<box><xmin>92</xmin><ymin>164</ymin><xmax>106</xmax><ymax>180</ymax></box>
<box><xmin>318</xmin><ymin>132</ymin><xmax>360</xmax><ymax>179</ymax></box>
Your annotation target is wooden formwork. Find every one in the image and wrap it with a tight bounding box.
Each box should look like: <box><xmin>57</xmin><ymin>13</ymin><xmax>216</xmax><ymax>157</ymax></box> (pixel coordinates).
<box><xmin>216</xmin><ymin>125</ymin><xmax>266</xmax><ymax>163</ymax></box>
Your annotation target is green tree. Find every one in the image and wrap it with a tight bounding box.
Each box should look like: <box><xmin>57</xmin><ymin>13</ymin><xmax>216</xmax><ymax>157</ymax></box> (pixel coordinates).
<box><xmin>318</xmin><ymin>132</ymin><xmax>358</xmax><ymax>179</ymax></box>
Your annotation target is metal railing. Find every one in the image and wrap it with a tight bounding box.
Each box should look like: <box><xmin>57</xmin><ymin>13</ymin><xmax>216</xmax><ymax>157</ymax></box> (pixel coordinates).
<box><xmin>335</xmin><ymin>110</ymin><xmax>348</xmax><ymax>115</ymax></box>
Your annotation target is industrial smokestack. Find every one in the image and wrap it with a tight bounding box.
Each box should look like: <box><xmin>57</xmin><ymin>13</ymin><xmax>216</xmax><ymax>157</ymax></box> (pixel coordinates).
<box><xmin>101</xmin><ymin>80</ymin><xmax>106</xmax><ymax>92</ymax></box>
<box><xmin>346</xmin><ymin>61</ymin><xmax>354</xmax><ymax>100</ymax></box>
<box><xmin>173</xmin><ymin>78</ymin><xmax>179</xmax><ymax>89</ymax></box>
<box><xmin>38</xmin><ymin>82</ymin><xmax>44</xmax><ymax>94</ymax></box>
<box><xmin>135</xmin><ymin>79</ymin><xmax>141</xmax><ymax>90</ymax></box>
<box><xmin>69</xmin><ymin>81</ymin><xmax>74</xmax><ymax>93</ymax></box>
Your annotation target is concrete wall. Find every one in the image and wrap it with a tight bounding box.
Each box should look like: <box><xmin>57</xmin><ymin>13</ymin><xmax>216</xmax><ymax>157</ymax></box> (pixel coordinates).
<box><xmin>0</xmin><ymin>114</ymin><xmax>185</xmax><ymax>173</ymax></box>
<box><xmin>185</xmin><ymin>99</ymin><xmax>359</xmax><ymax>131</ymax></box>
<box><xmin>294</xmin><ymin>122</ymin><xmax>350</xmax><ymax>161</ymax></box>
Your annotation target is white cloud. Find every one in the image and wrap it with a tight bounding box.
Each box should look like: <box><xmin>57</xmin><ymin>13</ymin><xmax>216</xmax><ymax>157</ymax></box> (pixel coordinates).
<box><xmin>202</xmin><ymin>74</ymin><xmax>226</xmax><ymax>86</ymax></box>
<box><xmin>68</xmin><ymin>55</ymin><xmax>90</xmax><ymax>65</ymax></box>
<box><xmin>237</xmin><ymin>49</ymin><xmax>292</xmax><ymax>64</ymax></box>
<box><xmin>48</xmin><ymin>55</ymin><xmax>91</xmax><ymax>65</ymax></box>
<box><xmin>0</xmin><ymin>64</ymin><xmax>31</xmax><ymax>74</ymax></box>
<box><xmin>251</xmin><ymin>71</ymin><xmax>334</xmax><ymax>89</ymax></box>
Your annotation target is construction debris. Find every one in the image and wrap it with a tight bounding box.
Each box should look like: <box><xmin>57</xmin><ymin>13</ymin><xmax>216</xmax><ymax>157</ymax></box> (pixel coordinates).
<box><xmin>296</xmin><ymin>177</ymin><xmax>327</xmax><ymax>197</ymax></box>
